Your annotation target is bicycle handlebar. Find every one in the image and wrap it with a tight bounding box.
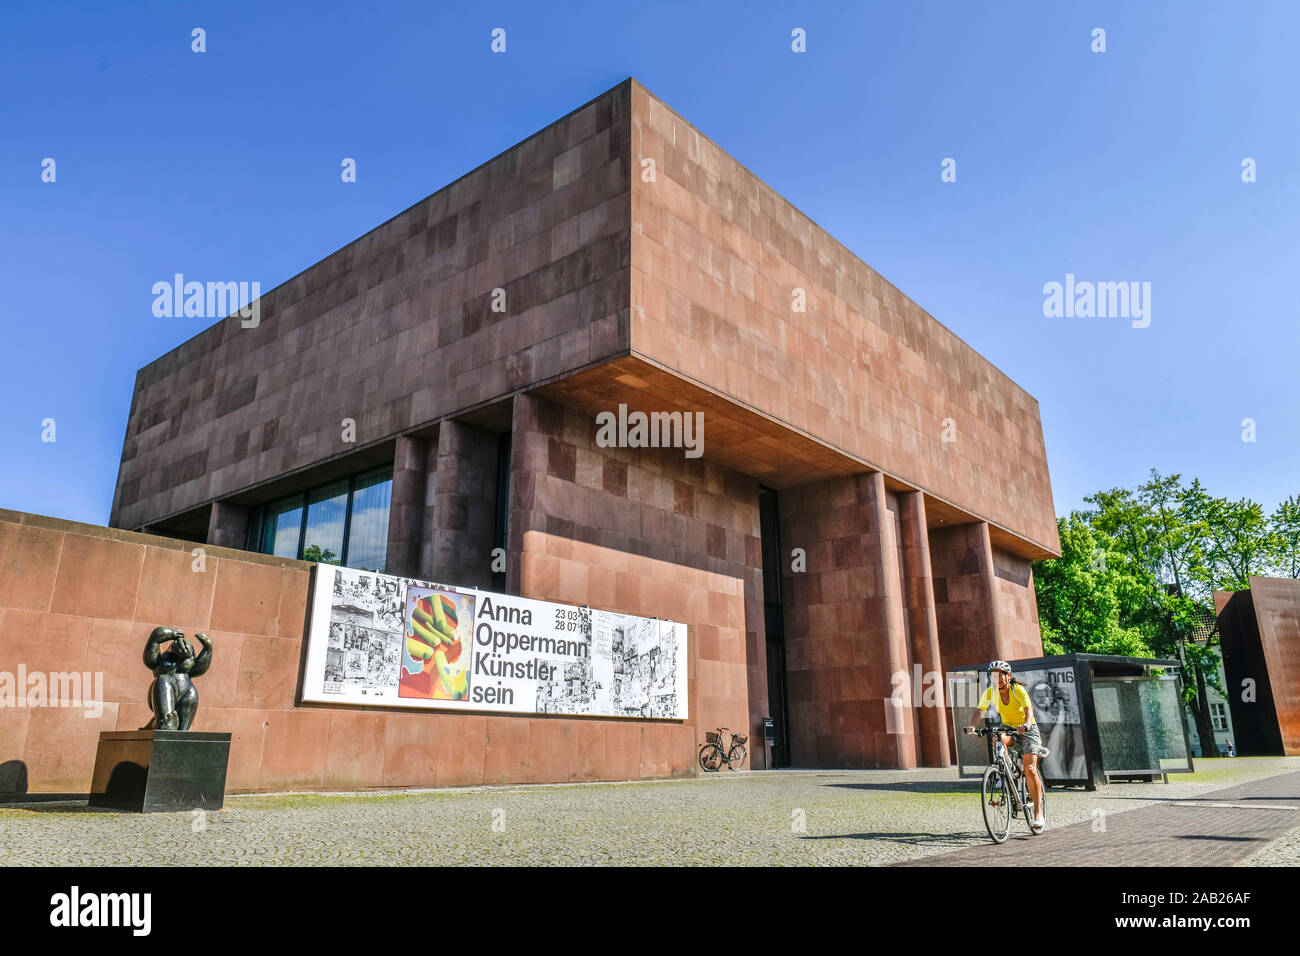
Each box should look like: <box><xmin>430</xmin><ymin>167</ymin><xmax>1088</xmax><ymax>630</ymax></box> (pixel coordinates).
<box><xmin>968</xmin><ymin>724</ymin><xmax>1029</xmax><ymax>737</ymax></box>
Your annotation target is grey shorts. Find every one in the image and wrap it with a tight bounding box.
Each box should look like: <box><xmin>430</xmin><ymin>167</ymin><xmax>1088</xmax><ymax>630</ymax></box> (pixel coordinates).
<box><xmin>1009</xmin><ymin>723</ymin><xmax>1049</xmax><ymax>760</ymax></box>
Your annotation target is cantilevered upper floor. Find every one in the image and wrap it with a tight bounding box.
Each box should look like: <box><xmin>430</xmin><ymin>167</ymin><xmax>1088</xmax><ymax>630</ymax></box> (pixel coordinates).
<box><xmin>111</xmin><ymin>78</ymin><xmax>1058</xmax><ymax>562</ymax></box>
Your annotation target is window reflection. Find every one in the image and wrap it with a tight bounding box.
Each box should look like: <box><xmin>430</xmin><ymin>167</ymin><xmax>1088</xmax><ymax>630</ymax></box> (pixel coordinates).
<box><xmin>346</xmin><ymin>468</ymin><xmax>392</xmax><ymax>572</ymax></box>
<box><xmin>302</xmin><ymin>480</ymin><xmax>348</xmax><ymax>565</ymax></box>
<box><xmin>260</xmin><ymin>496</ymin><xmax>303</xmax><ymax>559</ymax></box>
<box><xmin>247</xmin><ymin>466</ymin><xmax>393</xmax><ymax>571</ymax></box>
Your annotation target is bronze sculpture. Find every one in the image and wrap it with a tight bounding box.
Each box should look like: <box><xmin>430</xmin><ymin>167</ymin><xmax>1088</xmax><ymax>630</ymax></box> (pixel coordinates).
<box><xmin>142</xmin><ymin>627</ymin><xmax>212</xmax><ymax>731</ymax></box>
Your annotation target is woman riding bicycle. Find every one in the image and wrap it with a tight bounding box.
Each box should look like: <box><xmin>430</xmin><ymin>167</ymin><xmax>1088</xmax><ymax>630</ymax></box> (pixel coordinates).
<box><xmin>965</xmin><ymin>660</ymin><xmax>1047</xmax><ymax>830</ymax></box>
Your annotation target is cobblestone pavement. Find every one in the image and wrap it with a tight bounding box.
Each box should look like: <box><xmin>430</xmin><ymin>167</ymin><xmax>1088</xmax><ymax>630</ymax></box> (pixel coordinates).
<box><xmin>903</xmin><ymin>769</ymin><xmax>1300</xmax><ymax>866</ymax></box>
<box><xmin>2</xmin><ymin>758</ymin><xmax>1297</xmax><ymax>866</ymax></box>
<box><xmin>1240</xmin><ymin>819</ymin><xmax>1300</xmax><ymax>867</ymax></box>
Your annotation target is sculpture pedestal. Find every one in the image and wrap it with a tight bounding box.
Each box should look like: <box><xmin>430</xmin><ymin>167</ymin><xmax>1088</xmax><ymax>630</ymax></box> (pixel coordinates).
<box><xmin>89</xmin><ymin>730</ymin><xmax>230</xmax><ymax>813</ymax></box>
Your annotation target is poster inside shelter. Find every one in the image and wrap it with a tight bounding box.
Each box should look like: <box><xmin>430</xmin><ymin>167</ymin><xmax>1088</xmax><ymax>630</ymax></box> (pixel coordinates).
<box><xmin>1020</xmin><ymin>665</ymin><xmax>1088</xmax><ymax>780</ymax></box>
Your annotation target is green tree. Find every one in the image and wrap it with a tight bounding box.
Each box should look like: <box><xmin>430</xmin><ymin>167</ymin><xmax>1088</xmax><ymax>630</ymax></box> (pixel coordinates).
<box><xmin>1138</xmin><ymin>471</ymin><xmax>1202</xmax><ymax>599</ymax></box>
<box><xmin>1135</xmin><ymin>472</ymin><xmax>1223</xmax><ymax>755</ymax></box>
<box><xmin>1045</xmin><ymin>471</ymin><xmax>1288</xmax><ymax>756</ymax></box>
<box><xmin>1034</xmin><ymin>515</ymin><xmax>1150</xmax><ymax>657</ymax></box>
<box><xmin>1038</xmin><ymin>470</ymin><xmax>1290</xmax><ymax>757</ymax></box>
<box><xmin>1270</xmin><ymin>495</ymin><xmax>1300</xmax><ymax>578</ymax></box>
<box><xmin>1082</xmin><ymin>479</ymin><xmax>1176</xmax><ymax>650</ymax></box>
<box><xmin>1192</xmin><ymin>495</ymin><xmax>1272</xmax><ymax>592</ymax></box>
<box><xmin>301</xmin><ymin>544</ymin><xmax>338</xmax><ymax>564</ymax></box>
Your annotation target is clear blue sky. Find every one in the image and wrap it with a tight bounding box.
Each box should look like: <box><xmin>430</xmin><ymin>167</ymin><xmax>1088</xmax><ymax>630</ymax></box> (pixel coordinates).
<box><xmin>2</xmin><ymin>1</ymin><xmax>1297</xmax><ymax>527</ymax></box>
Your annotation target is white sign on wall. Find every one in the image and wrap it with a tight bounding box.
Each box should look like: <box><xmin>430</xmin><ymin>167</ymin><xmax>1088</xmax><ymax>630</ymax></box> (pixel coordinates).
<box><xmin>301</xmin><ymin>565</ymin><xmax>688</xmax><ymax>719</ymax></box>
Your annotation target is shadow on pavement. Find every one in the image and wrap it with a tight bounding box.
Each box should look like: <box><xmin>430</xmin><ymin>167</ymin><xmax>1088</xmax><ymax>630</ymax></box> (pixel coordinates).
<box><xmin>1093</xmin><ymin>793</ymin><xmax>1300</xmax><ymax>804</ymax></box>
<box><xmin>799</xmin><ymin>831</ymin><xmax>985</xmax><ymax>847</ymax></box>
<box><xmin>825</xmin><ymin>781</ymin><xmax>980</xmax><ymax>795</ymax></box>
<box><xmin>0</xmin><ymin>803</ymin><xmax>131</xmax><ymax>815</ymax></box>
<box><xmin>1173</xmin><ymin>834</ymin><xmax>1261</xmax><ymax>842</ymax></box>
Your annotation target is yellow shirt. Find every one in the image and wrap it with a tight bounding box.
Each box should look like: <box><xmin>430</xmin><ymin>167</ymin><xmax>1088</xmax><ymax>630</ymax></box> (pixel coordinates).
<box><xmin>978</xmin><ymin>683</ymin><xmax>1034</xmax><ymax>728</ymax></box>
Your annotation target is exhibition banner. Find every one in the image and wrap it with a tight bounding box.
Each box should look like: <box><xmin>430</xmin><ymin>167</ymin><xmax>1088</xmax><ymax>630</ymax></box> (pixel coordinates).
<box><xmin>301</xmin><ymin>565</ymin><xmax>688</xmax><ymax>719</ymax></box>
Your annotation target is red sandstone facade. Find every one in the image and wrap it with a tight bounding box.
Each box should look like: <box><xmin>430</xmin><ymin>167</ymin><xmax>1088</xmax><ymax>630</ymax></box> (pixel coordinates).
<box><xmin>2</xmin><ymin>80</ymin><xmax>1058</xmax><ymax>797</ymax></box>
<box><xmin>0</xmin><ymin>513</ymin><xmax>706</xmax><ymax>791</ymax></box>
<box><xmin>1215</xmin><ymin>578</ymin><xmax>1300</xmax><ymax>756</ymax></box>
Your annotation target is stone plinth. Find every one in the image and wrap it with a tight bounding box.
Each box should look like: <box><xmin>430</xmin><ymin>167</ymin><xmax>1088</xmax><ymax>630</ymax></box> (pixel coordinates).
<box><xmin>89</xmin><ymin>730</ymin><xmax>231</xmax><ymax>813</ymax></box>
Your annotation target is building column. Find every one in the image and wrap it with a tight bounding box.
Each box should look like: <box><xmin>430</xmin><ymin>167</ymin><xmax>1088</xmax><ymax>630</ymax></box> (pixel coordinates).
<box><xmin>426</xmin><ymin>419</ymin><xmax>500</xmax><ymax>589</ymax></box>
<box><xmin>866</xmin><ymin>473</ymin><xmax>918</xmax><ymax>769</ymax></box>
<box><xmin>929</xmin><ymin>520</ymin><xmax>1003</xmax><ymax>681</ymax></box>
<box><xmin>974</xmin><ymin>521</ymin><xmax>1007</xmax><ymax>658</ymax></box>
<box><xmin>504</xmin><ymin>393</ymin><xmax>551</xmax><ymax>596</ymax></box>
<box><xmin>899</xmin><ymin>491</ymin><xmax>950</xmax><ymax>767</ymax></box>
<box><xmin>206</xmin><ymin>500</ymin><xmax>248</xmax><ymax>550</ymax></box>
<box><xmin>419</xmin><ymin>438</ymin><xmax>439</xmax><ymax>579</ymax></box>
<box><xmin>384</xmin><ymin>435</ymin><xmax>429</xmax><ymax>577</ymax></box>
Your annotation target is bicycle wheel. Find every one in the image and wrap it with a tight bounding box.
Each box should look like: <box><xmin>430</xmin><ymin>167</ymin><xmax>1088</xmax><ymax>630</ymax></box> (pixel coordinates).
<box><xmin>698</xmin><ymin>744</ymin><xmax>723</xmax><ymax>772</ymax></box>
<box><xmin>726</xmin><ymin>743</ymin><xmax>747</xmax><ymax>771</ymax></box>
<box><xmin>981</xmin><ymin>765</ymin><xmax>1012</xmax><ymax>844</ymax></box>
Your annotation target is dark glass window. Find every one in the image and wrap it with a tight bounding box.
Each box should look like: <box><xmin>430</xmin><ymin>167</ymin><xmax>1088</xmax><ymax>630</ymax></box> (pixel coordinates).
<box><xmin>759</xmin><ymin>485</ymin><xmax>790</xmax><ymax>767</ymax></box>
<box><xmin>260</xmin><ymin>496</ymin><xmax>304</xmax><ymax>559</ymax></box>
<box><xmin>759</xmin><ymin>487</ymin><xmax>782</xmax><ymax>609</ymax></box>
<box><xmin>345</xmin><ymin>468</ymin><xmax>393</xmax><ymax>572</ymax></box>
<box><xmin>302</xmin><ymin>480</ymin><xmax>348</xmax><ymax>565</ymax></box>
<box><xmin>247</xmin><ymin>466</ymin><xmax>393</xmax><ymax>571</ymax></box>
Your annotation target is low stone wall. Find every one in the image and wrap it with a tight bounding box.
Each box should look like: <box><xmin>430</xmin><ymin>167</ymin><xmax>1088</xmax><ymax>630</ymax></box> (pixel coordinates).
<box><xmin>0</xmin><ymin>510</ymin><xmax>706</xmax><ymax>796</ymax></box>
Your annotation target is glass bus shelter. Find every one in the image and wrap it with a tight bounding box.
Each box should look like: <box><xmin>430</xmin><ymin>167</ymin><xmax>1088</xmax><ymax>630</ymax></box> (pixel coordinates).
<box><xmin>947</xmin><ymin>654</ymin><xmax>1195</xmax><ymax>790</ymax></box>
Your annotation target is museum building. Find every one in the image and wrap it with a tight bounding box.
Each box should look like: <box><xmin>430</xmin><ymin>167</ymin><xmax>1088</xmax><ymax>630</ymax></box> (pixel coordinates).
<box><xmin>0</xmin><ymin>79</ymin><xmax>1059</xmax><ymax>797</ymax></box>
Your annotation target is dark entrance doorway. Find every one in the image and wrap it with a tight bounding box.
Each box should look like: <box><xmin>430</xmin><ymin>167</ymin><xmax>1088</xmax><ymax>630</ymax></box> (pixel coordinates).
<box><xmin>765</xmin><ymin>637</ymin><xmax>791</xmax><ymax>767</ymax></box>
<box><xmin>759</xmin><ymin>487</ymin><xmax>791</xmax><ymax>767</ymax></box>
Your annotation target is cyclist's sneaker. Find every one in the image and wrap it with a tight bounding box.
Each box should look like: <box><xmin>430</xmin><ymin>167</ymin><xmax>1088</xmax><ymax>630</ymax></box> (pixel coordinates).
<box><xmin>1033</xmin><ymin>812</ymin><xmax>1045</xmax><ymax>829</ymax></box>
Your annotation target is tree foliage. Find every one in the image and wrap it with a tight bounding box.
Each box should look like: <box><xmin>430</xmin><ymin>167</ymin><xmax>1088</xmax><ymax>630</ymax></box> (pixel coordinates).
<box><xmin>1034</xmin><ymin>470</ymin><xmax>1293</xmax><ymax>754</ymax></box>
<box><xmin>1270</xmin><ymin>495</ymin><xmax>1300</xmax><ymax>579</ymax></box>
<box><xmin>1034</xmin><ymin>516</ymin><xmax>1149</xmax><ymax>657</ymax></box>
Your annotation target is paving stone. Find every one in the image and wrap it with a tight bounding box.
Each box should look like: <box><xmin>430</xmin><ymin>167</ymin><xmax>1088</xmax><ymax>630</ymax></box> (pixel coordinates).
<box><xmin>2</xmin><ymin>758</ymin><xmax>1297</xmax><ymax>867</ymax></box>
<box><xmin>902</xmin><ymin>767</ymin><xmax>1300</xmax><ymax>867</ymax></box>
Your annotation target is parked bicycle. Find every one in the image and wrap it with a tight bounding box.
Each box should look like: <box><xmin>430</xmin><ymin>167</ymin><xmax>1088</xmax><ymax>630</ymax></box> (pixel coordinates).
<box><xmin>968</xmin><ymin>722</ymin><xmax>1047</xmax><ymax>843</ymax></box>
<box><xmin>698</xmin><ymin>727</ymin><xmax>748</xmax><ymax>772</ymax></box>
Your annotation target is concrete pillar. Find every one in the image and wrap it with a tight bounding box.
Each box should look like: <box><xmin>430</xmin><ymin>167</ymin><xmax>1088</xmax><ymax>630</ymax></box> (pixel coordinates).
<box><xmin>419</xmin><ymin>439</ymin><xmax>439</xmax><ymax>578</ymax></box>
<box><xmin>929</xmin><ymin>520</ymin><xmax>1003</xmax><ymax>680</ymax></box>
<box><xmin>866</xmin><ymin>472</ymin><xmax>917</xmax><ymax>769</ymax></box>
<box><xmin>975</xmin><ymin>521</ymin><xmax>1006</xmax><ymax>658</ymax></box>
<box><xmin>504</xmin><ymin>394</ymin><xmax>552</xmax><ymax>596</ymax></box>
<box><xmin>899</xmin><ymin>491</ymin><xmax>950</xmax><ymax>767</ymax></box>
<box><xmin>384</xmin><ymin>435</ymin><xmax>429</xmax><ymax>577</ymax></box>
<box><xmin>426</xmin><ymin>419</ymin><xmax>500</xmax><ymax>589</ymax></box>
<box><xmin>206</xmin><ymin>501</ymin><xmax>249</xmax><ymax>550</ymax></box>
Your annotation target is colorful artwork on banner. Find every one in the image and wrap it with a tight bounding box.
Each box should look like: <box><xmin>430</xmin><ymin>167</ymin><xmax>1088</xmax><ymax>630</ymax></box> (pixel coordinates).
<box><xmin>399</xmin><ymin>587</ymin><xmax>475</xmax><ymax>701</ymax></box>
<box><xmin>302</xmin><ymin>565</ymin><xmax>689</xmax><ymax>719</ymax></box>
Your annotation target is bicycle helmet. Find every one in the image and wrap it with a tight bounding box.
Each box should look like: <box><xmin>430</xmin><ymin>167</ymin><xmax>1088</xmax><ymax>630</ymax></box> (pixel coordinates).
<box><xmin>987</xmin><ymin>660</ymin><xmax>1012</xmax><ymax>674</ymax></box>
